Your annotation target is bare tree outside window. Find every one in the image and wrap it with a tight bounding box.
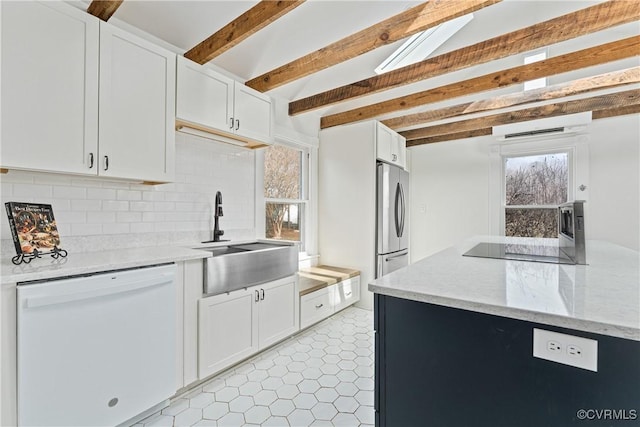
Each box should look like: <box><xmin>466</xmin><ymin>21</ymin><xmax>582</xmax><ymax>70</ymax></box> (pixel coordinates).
<box><xmin>264</xmin><ymin>145</ymin><xmax>304</xmax><ymax>244</ymax></box>
<box><xmin>505</xmin><ymin>153</ymin><xmax>568</xmax><ymax>238</ymax></box>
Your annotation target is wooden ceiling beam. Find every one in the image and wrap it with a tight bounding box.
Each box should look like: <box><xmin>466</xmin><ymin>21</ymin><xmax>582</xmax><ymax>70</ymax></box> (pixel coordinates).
<box><xmin>291</xmin><ymin>0</ymin><xmax>640</xmax><ymax>115</ymax></box>
<box><xmin>184</xmin><ymin>0</ymin><xmax>305</xmax><ymax>65</ymax></box>
<box><xmin>407</xmin><ymin>104</ymin><xmax>640</xmax><ymax>146</ymax></box>
<box><xmin>383</xmin><ymin>67</ymin><xmax>640</xmax><ymax>130</ymax></box>
<box><xmin>87</xmin><ymin>0</ymin><xmax>123</xmax><ymax>21</ymax></box>
<box><xmin>321</xmin><ymin>36</ymin><xmax>640</xmax><ymax>129</ymax></box>
<box><xmin>400</xmin><ymin>89</ymin><xmax>640</xmax><ymax>141</ymax></box>
<box><xmin>245</xmin><ymin>0</ymin><xmax>501</xmax><ymax>92</ymax></box>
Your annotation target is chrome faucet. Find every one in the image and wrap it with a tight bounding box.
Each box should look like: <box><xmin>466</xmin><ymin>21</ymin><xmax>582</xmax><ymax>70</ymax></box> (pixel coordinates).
<box><xmin>212</xmin><ymin>191</ymin><xmax>225</xmax><ymax>242</ymax></box>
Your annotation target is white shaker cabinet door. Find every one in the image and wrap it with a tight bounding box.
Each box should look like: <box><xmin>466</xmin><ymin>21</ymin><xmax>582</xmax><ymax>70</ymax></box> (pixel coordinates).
<box><xmin>176</xmin><ymin>56</ymin><xmax>234</xmax><ymax>132</ymax></box>
<box><xmin>1</xmin><ymin>1</ymin><xmax>99</xmax><ymax>174</ymax></box>
<box><xmin>233</xmin><ymin>84</ymin><xmax>273</xmax><ymax>144</ymax></box>
<box><xmin>257</xmin><ymin>276</ymin><xmax>299</xmax><ymax>349</ymax></box>
<box><xmin>198</xmin><ymin>289</ymin><xmax>259</xmax><ymax>380</ymax></box>
<box><xmin>376</xmin><ymin>122</ymin><xmax>395</xmax><ymax>164</ymax></box>
<box><xmin>98</xmin><ymin>22</ymin><xmax>176</xmax><ymax>182</ymax></box>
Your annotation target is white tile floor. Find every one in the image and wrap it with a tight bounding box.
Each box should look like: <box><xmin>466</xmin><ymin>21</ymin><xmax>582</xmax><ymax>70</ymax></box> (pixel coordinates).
<box><xmin>135</xmin><ymin>307</ymin><xmax>374</xmax><ymax>427</ymax></box>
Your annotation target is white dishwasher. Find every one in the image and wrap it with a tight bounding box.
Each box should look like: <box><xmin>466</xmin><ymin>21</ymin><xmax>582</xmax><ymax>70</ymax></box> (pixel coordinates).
<box><xmin>17</xmin><ymin>264</ymin><xmax>176</xmax><ymax>426</ymax></box>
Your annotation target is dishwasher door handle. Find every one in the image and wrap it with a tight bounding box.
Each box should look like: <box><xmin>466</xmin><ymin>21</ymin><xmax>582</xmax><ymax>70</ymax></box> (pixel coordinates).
<box><xmin>24</xmin><ymin>275</ymin><xmax>173</xmax><ymax>309</ymax></box>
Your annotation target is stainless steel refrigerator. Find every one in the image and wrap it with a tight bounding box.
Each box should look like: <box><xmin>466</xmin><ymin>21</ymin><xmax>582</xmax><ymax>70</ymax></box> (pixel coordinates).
<box><xmin>376</xmin><ymin>162</ymin><xmax>409</xmax><ymax>277</ymax></box>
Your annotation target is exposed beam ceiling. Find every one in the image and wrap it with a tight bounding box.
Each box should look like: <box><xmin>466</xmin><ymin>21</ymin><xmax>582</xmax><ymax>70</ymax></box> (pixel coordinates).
<box><xmin>290</xmin><ymin>0</ymin><xmax>640</xmax><ymax>115</ymax></box>
<box><xmin>245</xmin><ymin>0</ymin><xmax>501</xmax><ymax>92</ymax></box>
<box><xmin>400</xmin><ymin>89</ymin><xmax>640</xmax><ymax>141</ymax></box>
<box><xmin>407</xmin><ymin>104</ymin><xmax>640</xmax><ymax>146</ymax></box>
<box><xmin>382</xmin><ymin>67</ymin><xmax>640</xmax><ymax>130</ymax></box>
<box><xmin>87</xmin><ymin>0</ymin><xmax>123</xmax><ymax>21</ymax></box>
<box><xmin>184</xmin><ymin>0</ymin><xmax>305</xmax><ymax>65</ymax></box>
<box><xmin>321</xmin><ymin>36</ymin><xmax>640</xmax><ymax>129</ymax></box>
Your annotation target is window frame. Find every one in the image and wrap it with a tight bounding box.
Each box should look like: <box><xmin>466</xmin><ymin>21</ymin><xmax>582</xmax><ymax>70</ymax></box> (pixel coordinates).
<box><xmin>256</xmin><ymin>139</ymin><xmax>317</xmax><ymax>257</ymax></box>
<box><xmin>489</xmin><ymin>135</ymin><xmax>590</xmax><ymax>236</ymax></box>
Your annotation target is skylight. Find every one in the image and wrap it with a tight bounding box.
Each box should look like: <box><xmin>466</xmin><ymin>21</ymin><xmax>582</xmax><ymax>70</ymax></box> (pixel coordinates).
<box><xmin>374</xmin><ymin>13</ymin><xmax>474</xmax><ymax>75</ymax></box>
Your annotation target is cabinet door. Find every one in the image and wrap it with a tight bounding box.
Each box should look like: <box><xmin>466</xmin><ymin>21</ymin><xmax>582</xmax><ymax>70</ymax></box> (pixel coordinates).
<box><xmin>233</xmin><ymin>84</ymin><xmax>273</xmax><ymax>144</ymax></box>
<box><xmin>257</xmin><ymin>276</ymin><xmax>298</xmax><ymax>349</ymax></box>
<box><xmin>1</xmin><ymin>2</ymin><xmax>99</xmax><ymax>174</ymax></box>
<box><xmin>334</xmin><ymin>277</ymin><xmax>361</xmax><ymax>312</ymax></box>
<box><xmin>176</xmin><ymin>56</ymin><xmax>234</xmax><ymax>132</ymax></box>
<box><xmin>98</xmin><ymin>23</ymin><xmax>176</xmax><ymax>182</ymax></box>
<box><xmin>396</xmin><ymin>134</ymin><xmax>407</xmax><ymax>169</ymax></box>
<box><xmin>376</xmin><ymin>123</ymin><xmax>394</xmax><ymax>164</ymax></box>
<box><xmin>198</xmin><ymin>289</ymin><xmax>259</xmax><ymax>380</ymax></box>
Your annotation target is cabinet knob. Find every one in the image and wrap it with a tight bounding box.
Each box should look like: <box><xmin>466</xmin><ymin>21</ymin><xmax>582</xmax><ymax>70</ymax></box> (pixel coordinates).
<box><xmin>104</xmin><ymin>156</ymin><xmax>109</xmax><ymax>171</ymax></box>
<box><xmin>260</xmin><ymin>288</ymin><xmax>265</xmax><ymax>300</ymax></box>
<box><xmin>88</xmin><ymin>153</ymin><xmax>94</xmax><ymax>169</ymax></box>
<box><xmin>392</xmin><ymin>154</ymin><xmax>397</xmax><ymax>161</ymax></box>
<box><xmin>315</xmin><ymin>303</ymin><xmax>323</xmax><ymax>309</ymax></box>
<box><xmin>345</xmin><ymin>292</ymin><xmax>352</xmax><ymax>297</ymax></box>
<box><xmin>230</xmin><ymin>117</ymin><xmax>235</xmax><ymax>130</ymax></box>
<box><xmin>255</xmin><ymin>289</ymin><xmax>259</xmax><ymax>302</ymax></box>
<box><xmin>235</xmin><ymin>119</ymin><xmax>240</xmax><ymax>131</ymax></box>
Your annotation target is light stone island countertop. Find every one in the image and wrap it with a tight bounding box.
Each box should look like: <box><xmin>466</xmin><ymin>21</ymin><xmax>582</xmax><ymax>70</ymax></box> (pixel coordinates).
<box><xmin>369</xmin><ymin>236</ymin><xmax>640</xmax><ymax>341</ymax></box>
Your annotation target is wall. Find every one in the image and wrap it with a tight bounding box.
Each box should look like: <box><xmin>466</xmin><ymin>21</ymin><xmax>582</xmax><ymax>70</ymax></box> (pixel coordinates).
<box><xmin>409</xmin><ymin>114</ymin><xmax>640</xmax><ymax>261</ymax></box>
<box><xmin>0</xmin><ymin>133</ymin><xmax>256</xmax><ymax>254</ymax></box>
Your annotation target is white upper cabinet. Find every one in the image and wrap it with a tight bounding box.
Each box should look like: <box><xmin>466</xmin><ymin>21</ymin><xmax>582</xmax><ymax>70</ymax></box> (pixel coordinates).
<box><xmin>176</xmin><ymin>57</ymin><xmax>273</xmax><ymax>147</ymax></box>
<box><xmin>376</xmin><ymin>122</ymin><xmax>406</xmax><ymax>169</ymax></box>
<box><xmin>1</xmin><ymin>1</ymin><xmax>99</xmax><ymax>175</ymax></box>
<box><xmin>1</xmin><ymin>2</ymin><xmax>176</xmax><ymax>183</ymax></box>
<box><xmin>99</xmin><ymin>22</ymin><xmax>176</xmax><ymax>183</ymax></box>
<box><xmin>233</xmin><ymin>83</ymin><xmax>273</xmax><ymax>144</ymax></box>
<box><xmin>176</xmin><ymin>56</ymin><xmax>234</xmax><ymax>133</ymax></box>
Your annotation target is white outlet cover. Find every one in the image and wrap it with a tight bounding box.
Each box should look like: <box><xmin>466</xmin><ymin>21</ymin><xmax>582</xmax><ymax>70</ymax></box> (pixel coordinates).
<box><xmin>533</xmin><ymin>328</ymin><xmax>598</xmax><ymax>372</ymax></box>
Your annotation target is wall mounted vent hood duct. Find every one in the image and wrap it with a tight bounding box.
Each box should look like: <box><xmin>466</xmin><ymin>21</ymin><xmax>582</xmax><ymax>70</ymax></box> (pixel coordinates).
<box><xmin>492</xmin><ymin>111</ymin><xmax>592</xmax><ymax>141</ymax></box>
<box><xmin>175</xmin><ymin>119</ymin><xmax>269</xmax><ymax>150</ymax></box>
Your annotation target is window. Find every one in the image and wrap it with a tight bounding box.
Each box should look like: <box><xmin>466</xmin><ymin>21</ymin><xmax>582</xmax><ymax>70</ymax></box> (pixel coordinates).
<box><xmin>263</xmin><ymin>144</ymin><xmax>308</xmax><ymax>251</ymax></box>
<box><xmin>504</xmin><ymin>152</ymin><xmax>568</xmax><ymax>237</ymax></box>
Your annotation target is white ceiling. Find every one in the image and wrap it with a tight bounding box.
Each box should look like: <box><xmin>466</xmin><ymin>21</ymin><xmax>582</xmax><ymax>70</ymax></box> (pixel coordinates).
<box><xmin>83</xmin><ymin>0</ymin><xmax>638</xmax><ymax>125</ymax></box>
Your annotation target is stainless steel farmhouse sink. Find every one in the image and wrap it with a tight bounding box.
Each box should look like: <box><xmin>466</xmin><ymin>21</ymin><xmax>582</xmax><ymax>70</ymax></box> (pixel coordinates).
<box><xmin>199</xmin><ymin>241</ymin><xmax>298</xmax><ymax>296</ymax></box>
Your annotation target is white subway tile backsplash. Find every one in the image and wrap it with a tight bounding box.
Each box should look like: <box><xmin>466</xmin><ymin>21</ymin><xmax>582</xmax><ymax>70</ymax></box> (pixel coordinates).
<box><xmin>13</xmin><ymin>183</ymin><xmax>53</xmax><ymax>198</ymax></box>
<box><xmin>116</xmin><ymin>211</ymin><xmax>143</xmax><ymax>223</ymax></box>
<box><xmin>53</xmin><ymin>186</ymin><xmax>87</xmax><ymax>200</ymax></box>
<box><xmin>71</xmin><ymin>199</ymin><xmax>102</xmax><ymax>212</ymax></box>
<box><xmin>130</xmin><ymin>201</ymin><xmax>155</xmax><ymax>212</ymax></box>
<box><xmin>0</xmin><ymin>135</ymin><xmax>256</xmax><ymax>253</ymax></box>
<box><xmin>102</xmin><ymin>223</ymin><xmax>130</xmax><ymax>234</ymax></box>
<box><xmin>87</xmin><ymin>188</ymin><xmax>117</xmax><ymax>200</ymax></box>
<box><xmin>87</xmin><ymin>211</ymin><xmax>116</xmax><ymax>224</ymax></box>
<box><xmin>71</xmin><ymin>223</ymin><xmax>103</xmax><ymax>236</ymax></box>
<box><xmin>116</xmin><ymin>189</ymin><xmax>142</xmax><ymax>201</ymax></box>
<box><xmin>102</xmin><ymin>200</ymin><xmax>129</xmax><ymax>211</ymax></box>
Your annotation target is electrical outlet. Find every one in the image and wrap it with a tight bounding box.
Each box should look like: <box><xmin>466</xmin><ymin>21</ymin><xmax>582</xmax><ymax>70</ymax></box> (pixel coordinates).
<box><xmin>533</xmin><ymin>328</ymin><xmax>598</xmax><ymax>372</ymax></box>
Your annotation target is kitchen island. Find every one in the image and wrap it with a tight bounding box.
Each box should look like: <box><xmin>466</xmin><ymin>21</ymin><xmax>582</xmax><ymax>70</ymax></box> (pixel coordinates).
<box><xmin>369</xmin><ymin>237</ymin><xmax>639</xmax><ymax>427</ymax></box>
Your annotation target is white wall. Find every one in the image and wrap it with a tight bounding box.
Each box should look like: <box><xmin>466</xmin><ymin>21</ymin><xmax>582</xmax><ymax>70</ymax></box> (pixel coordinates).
<box><xmin>409</xmin><ymin>114</ymin><xmax>640</xmax><ymax>261</ymax></box>
<box><xmin>0</xmin><ymin>133</ymin><xmax>256</xmax><ymax>254</ymax></box>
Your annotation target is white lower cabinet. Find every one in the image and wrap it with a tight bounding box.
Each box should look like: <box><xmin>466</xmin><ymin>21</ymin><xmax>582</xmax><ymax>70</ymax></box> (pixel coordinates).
<box><xmin>300</xmin><ymin>287</ymin><xmax>334</xmax><ymax>330</ymax></box>
<box><xmin>198</xmin><ymin>275</ymin><xmax>298</xmax><ymax>380</ymax></box>
<box><xmin>333</xmin><ymin>276</ymin><xmax>361</xmax><ymax>312</ymax></box>
<box><xmin>300</xmin><ymin>276</ymin><xmax>361</xmax><ymax>330</ymax></box>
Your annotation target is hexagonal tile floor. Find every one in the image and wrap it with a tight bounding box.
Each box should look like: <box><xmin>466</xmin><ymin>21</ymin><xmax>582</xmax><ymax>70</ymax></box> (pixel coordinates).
<box><xmin>136</xmin><ymin>307</ymin><xmax>374</xmax><ymax>427</ymax></box>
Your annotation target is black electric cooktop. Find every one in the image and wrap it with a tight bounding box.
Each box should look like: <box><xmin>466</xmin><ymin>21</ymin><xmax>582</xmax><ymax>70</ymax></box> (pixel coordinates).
<box><xmin>463</xmin><ymin>242</ymin><xmax>576</xmax><ymax>265</ymax></box>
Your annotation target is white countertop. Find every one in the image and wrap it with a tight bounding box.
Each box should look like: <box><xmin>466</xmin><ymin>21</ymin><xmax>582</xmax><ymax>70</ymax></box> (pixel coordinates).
<box><xmin>369</xmin><ymin>236</ymin><xmax>640</xmax><ymax>341</ymax></box>
<box><xmin>0</xmin><ymin>246</ymin><xmax>211</xmax><ymax>285</ymax></box>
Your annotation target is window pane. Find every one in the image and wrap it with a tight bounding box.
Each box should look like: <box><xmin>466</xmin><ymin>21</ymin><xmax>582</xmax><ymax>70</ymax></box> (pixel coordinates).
<box><xmin>264</xmin><ymin>145</ymin><xmax>301</xmax><ymax>199</ymax></box>
<box><xmin>505</xmin><ymin>153</ymin><xmax>568</xmax><ymax>206</ymax></box>
<box><xmin>266</xmin><ymin>202</ymin><xmax>303</xmax><ymax>244</ymax></box>
<box><xmin>505</xmin><ymin>208</ymin><xmax>558</xmax><ymax>238</ymax></box>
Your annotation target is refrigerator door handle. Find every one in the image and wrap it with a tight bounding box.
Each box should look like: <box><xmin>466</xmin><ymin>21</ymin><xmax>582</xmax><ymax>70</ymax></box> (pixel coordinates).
<box><xmin>394</xmin><ymin>182</ymin><xmax>402</xmax><ymax>238</ymax></box>
<box><xmin>399</xmin><ymin>182</ymin><xmax>405</xmax><ymax>237</ymax></box>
